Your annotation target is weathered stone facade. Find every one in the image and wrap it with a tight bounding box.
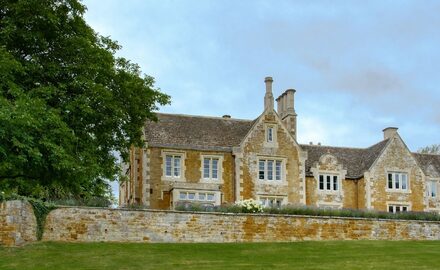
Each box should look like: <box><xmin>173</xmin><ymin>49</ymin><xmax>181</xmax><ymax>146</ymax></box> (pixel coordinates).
<box><xmin>42</xmin><ymin>207</ymin><xmax>440</xmax><ymax>243</ymax></box>
<box><xmin>238</xmin><ymin>110</ymin><xmax>306</xmax><ymax>204</ymax></box>
<box><xmin>0</xmin><ymin>200</ymin><xmax>37</xmax><ymax>246</ymax></box>
<box><xmin>365</xmin><ymin>135</ymin><xmax>426</xmax><ymax>212</ymax></box>
<box><xmin>146</xmin><ymin>148</ymin><xmax>235</xmax><ymax>209</ymax></box>
<box><xmin>120</xmin><ymin>77</ymin><xmax>440</xmax><ymax>214</ymax></box>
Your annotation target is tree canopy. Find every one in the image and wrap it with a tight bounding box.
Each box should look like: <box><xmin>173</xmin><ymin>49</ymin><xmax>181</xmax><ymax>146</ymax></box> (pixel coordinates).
<box><xmin>418</xmin><ymin>144</ymin><xmax>440</xmax><ymax>154</ymax></box>
<box><xmin>0</xmin><ymin>0</ymin><xmax>170</xmax><ymax>199</ymax></box>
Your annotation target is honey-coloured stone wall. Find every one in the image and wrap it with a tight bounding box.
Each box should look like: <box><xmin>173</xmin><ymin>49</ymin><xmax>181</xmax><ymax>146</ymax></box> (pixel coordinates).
<box><xmin>142</xmin><ymin>147</ymin><xmax>235</xmax><ymax>209</ymax></box>
<box><xmin>367</xmin><ymin>136</ymin><xmax>425</xmax><ymax>211</ymax></box>
<box><xmin>240</xmin><ymin>111</ymin><xmax>304</xmax><ymax>204</ymax></box>
<box><xmin>0</xmin><ymin>200</ymin><xmax>37</xmax><ymax>246</ymax></box>
<box><xmin>42</xmin><ymin>206</ymin><xmax>440</xmax><ymax>243</ymax></box>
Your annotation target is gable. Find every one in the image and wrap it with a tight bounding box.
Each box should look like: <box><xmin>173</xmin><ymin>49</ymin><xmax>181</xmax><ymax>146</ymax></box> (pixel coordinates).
<box><xmin>413</xmin><ymin>153</ymin><xmax>440</xmax><ymax>178</ymax></box>
<box><xmin>302</xmin><ymin>139</ymin><xmax>389</xmax><ymax>179</ymax></box>
<box><xmin>239</xmin><ymin>109</ymin><xmax>300</xmax><ymax>149</ymax></box>
<box><xmin>368</xmin><ymin>134</ymin><xmax>420</xmax><ymax>175</ymax></box>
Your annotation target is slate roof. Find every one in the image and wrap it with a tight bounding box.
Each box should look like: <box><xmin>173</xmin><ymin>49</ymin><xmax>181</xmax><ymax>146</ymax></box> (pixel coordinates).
<box><xmin>300</xmin><ymin>139</ymin><xmax>390</xmax><ymax>179</ymax></box>
<box><xmin>144</xmin><ymin>113</ymin><xmax>256</xmax><ymax>151</ymax></box>
<box><xmin>413</xmin><ymin>153</ymin><xmax>440</xmax><ymax>177</ymax></box>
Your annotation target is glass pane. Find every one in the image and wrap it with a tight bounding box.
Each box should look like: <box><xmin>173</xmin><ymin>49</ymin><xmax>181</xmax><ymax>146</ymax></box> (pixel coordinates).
<box><xmin>199</xmin><ymin>193</ymin><xmax>206</xmax><ymax>201</ymax></box>
<box><xmin>326</xmin><ymin>175</ymin><xmax>331</xmax><ymax>190</ymax></box>
<box><xmin>388</xmin><ymin>206</ymin><xmax>393</xmax><ymax>213</ymax></box>
<box><xmin>212</xmin><ymin>159</ymin><xmax>218</xmax><ymax>179</ymax></box>
<box><xmin>207</xmin><ymin>194</ymin><xmax>214</xmax><ymax>201</ymax></box>
<box><xmin>259</xmin><ymin>160</ymin><xmax>265</xmax><ymax>180</ymax></box>
<box><xmin>402</xmin><ymin>206</ymin><xmax>407</xmax><ymax>212</ymax></box>
<box><xmin>165</xmin><ymin>156</ymin><xmax>172</xmax><ymax>176</ymax></box>
<box><xmin>179</xmin><ymin>192</ymin><xmax>187</xmax><ymax>200</ymax></box>
<box><xmin>188</xmin><ymin>193</ymin><xmax>195</xmax><ymax>200</ymax></box>
<box><xmin>267</xmin><ymin>160</ymin><xmax>273</xmax><ymax>180</ymax></box>
<box><xmin>203</xmin><ymin>158</ymin><xmax>210</xmax><ymax>178</ymax></box>
<box><xmin>401</xmin><ymin>174</ymin><xmax>407</xmax><ymax>190</ymax></box>
<box><xmin>395</xmin><ymin>206</ymin><xmax>400</xmax><ymax>212</ymax></box>
<box><xmin>276</xmin><ymin>200</ymin><xmax>282</xmax><ymax>207</ymax></box>
<box><xmin>431</xmin><ymin>181</ymin><xmax>437</xmax><ymax>197</ymax></box>
<box><xmin>275</xmin><ymin>161</ymin><xmax>282</xmax><ymax>180</ymax></box>
<box><xmin>333</xmin><ymin>176</ymin><xmax>338</xmax><ymax>191</ymax></box>
<box><xmin>388</xmin><ymin>173</ymin><xmax>393</xmax><ymax>189</ymax></box>
<box><xmin>395</xmin><ymin>173</ymin><xmax>400</xmax><ymax>189</ymax></box>
<box><xmin>319</xmin><ymin>175</ymin><xmax>324</xmax><ymax>190</ymax></box>
<box><xmin>174</xmin><ymin>156</ymin><xmax>181</xmax><ymax>177</ymax></box>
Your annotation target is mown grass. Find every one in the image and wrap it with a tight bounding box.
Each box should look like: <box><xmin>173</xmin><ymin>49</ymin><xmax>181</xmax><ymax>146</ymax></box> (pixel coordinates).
<box><xmin>1</xmin><ymin>241</ymin><xmax>440</xmax><ymax>270</ymax></box>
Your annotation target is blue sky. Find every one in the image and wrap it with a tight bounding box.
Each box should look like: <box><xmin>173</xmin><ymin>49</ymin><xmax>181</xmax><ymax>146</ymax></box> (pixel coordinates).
<box><xmin>81</xmin><ymin>0</ymin><xmax>440</xmax><ymax>197</ymax></box>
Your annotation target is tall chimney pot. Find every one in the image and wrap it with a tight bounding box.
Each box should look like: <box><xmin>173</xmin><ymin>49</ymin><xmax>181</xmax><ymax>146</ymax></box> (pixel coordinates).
<box><xmin>264</xmin><ymin>76</ymin><xmax>274</xmax><ymax>110</ymax></box>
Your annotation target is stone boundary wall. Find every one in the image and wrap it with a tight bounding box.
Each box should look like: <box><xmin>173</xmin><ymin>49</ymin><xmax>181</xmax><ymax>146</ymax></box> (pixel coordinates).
<box><xmin>0</xmin><ymin>201</ymin><xmax>37</xmax><ymax>246</ymax></box>
<box><xmin>43</xmin><ymin>207</ymin><xmax>440</xmax><ymax>243</ymax></box>
<box><xmin>2</xmin><ymin>201</ymin><xmax>440</xmax><ymax>246</ymax></box>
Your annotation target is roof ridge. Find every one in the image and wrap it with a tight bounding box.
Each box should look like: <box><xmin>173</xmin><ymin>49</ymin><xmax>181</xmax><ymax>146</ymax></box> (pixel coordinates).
<box><xmin>300</xmin><ymin>139</ymin><xmax>390</xmax><ymax>151</ymax></box>
<box><xmin>413</xmin><ymin>152</ymin><xmax>440</xmax><ymax>156</ymax></box>
<box><xmin>366</xmin><ymin>139</ymin><xmax>389</xmax><ymax>149</ymax></box>
<box><xmin>156</xmin><ymin>112</ymin><xmax>254</xmax><ymax>122</ymax></box>
<box><xmin>300</xmin><ymin>144</ymin><xmax>367</xmax><ymax>151</ymax></box>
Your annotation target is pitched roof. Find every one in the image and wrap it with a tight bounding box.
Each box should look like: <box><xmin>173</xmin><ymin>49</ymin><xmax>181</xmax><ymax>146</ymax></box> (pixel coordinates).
<box><xmin>144</xmin><ymin>113</ymin><xmax>440</xmax><ymax>179</ymax></box>
<box><xmin>300</xmin><ymin>139</ymin><xmax>390</xmax><ymax>179</ymax></box>
<box><xmin>144</xmin><ymin>113</ymin><xmax>256</xmax><ymax>151</ymax></box>
<box><xmin>413</xmin><ymin>153</ymin><xmax>440</xmax><ymax>177</ymax></box>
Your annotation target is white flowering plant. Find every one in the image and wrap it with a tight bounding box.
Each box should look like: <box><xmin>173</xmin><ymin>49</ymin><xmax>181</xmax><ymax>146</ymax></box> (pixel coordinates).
<box><xmin>235</xmin><ymin>199</ymin><xmax>264</xmax><ymax>213</ymax></box>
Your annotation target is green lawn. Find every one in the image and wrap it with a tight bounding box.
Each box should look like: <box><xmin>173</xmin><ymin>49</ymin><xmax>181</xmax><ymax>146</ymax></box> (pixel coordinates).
<box><xmin>1</xmin><ymin>241</ymin><xmax>439</xmax><ymax>270</ymax></box>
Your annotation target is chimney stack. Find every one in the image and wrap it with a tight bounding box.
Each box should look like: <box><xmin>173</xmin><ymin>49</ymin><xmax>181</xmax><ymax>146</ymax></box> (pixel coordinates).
<box><xmin>276</xmin><ymin>88</ymin><xmax>298</xmax><ymax>140</ymax></box>
<box><xmin>383</xmin><ymin>127</ymin><xmax>398</xmax><ymax>140</ymax></box>
<box><xmin>264</xmin><ymin>76</ymin><xmax>274</xmax><ymax>110</ymax></box>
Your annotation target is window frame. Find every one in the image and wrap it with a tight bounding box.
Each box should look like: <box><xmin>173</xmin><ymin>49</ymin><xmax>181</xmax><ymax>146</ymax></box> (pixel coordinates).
<box><xmin>165</xmin><ymin>154</ymin><xmax>182</xmax><ymax>178</ymax></box>
<box><xmin>258</xmin><ymin>158</ymin><xmax>285</xmax><ymax>183</ymax></box>
<box><xmin>200</xmin><ymin>155</ymin><xmax>223</xmax><ymax>183</ymax></box>
<box><xmin>172</xmin><ymin>189</ymin><xmax>221</xmax><ymax>208</ymax></box>
<box><xmin>387</xmin><ymin>204</ymin><xmax>410</xmax><ymax>213</ymax></box>
<box><xmin>161</xmin><ymin>150</ymin><xmax>186</xmax><ymax>181</ymax></box>
<box><xmin>317</xmin><ymin>173</ymin><xmax>340</xmax><ymax>193</ymax></box>
<box><xmin>259</xmin><ymin>196</ymin><xmax>286</xmax><ymax>208</ymax></box>
<box><xmin>266</xmin><ymin>126</ymin><xmax>274</xmax><ymax>143</ymax></box>
<box><xmin>427</xmin><ymin>179</ymin><xmax>438</xmax><ymax>199</ymax></box>
<box><xmin>263</xmin><ymin>124</ymin><xmax>278</xmax><ymax>148</ymax></box>
<box><xmin>386</xmin><ymin>171</ymin><xmax>410</xmax><ymax>192</ymax></box>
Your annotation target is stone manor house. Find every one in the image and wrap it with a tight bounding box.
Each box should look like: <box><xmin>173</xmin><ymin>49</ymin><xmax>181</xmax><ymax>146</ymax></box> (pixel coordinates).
<box><xmin>120</xmin><ymin>77</ymin><xmax>440</xmax><ymax>213</ymax></box>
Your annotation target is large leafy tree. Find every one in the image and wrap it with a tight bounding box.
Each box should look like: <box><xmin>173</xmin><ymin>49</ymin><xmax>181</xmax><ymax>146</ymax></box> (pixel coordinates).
<box><xmin>0</xmin><ymin>0</ymin><xmax>169</xmax><ymax>199</ymax></box>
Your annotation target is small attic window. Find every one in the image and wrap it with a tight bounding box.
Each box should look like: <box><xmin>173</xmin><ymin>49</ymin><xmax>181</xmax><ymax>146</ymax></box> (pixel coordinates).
<box><xmin>267</xmin><ymin>127</ymin><xmax>274</xmax><ymax>142</ymax></box>
<box><xmin>264</xmin><ymin>124</ymin><xmax>278</xmax><ymax>148</ymax></box>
